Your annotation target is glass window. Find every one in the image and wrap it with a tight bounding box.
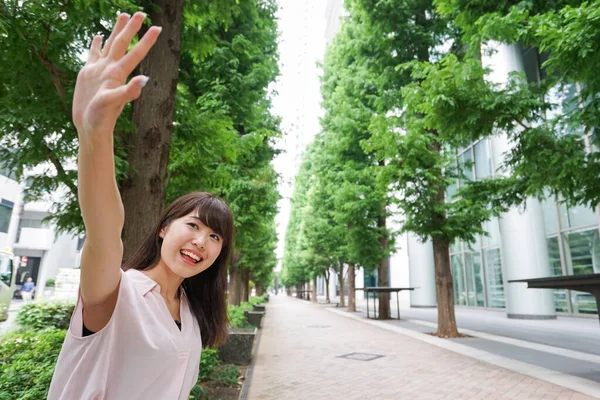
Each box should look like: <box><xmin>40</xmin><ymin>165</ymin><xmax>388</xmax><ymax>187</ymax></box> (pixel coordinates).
<box><xmin>571</xmin><ymin>291</ymin><xmax>597</xmax><ymax>314</ymax></box>
<box><xmin>474</xmin><ymin>139</ymin><xmax>493</xmax><ymax>180</ymax></box>
<box><xmin>465</xmin><ymin>235</ymin><xmax>481</xmax><ymax>251</ymax></box>
<box><xmin>446</xmin><ymin>159</ymin><xmax>458</xmax><ymax>202</ymax></box>
<box><xmin>547</xmin><ymin>236</ymin><xmax>563</xmax><ymax>276</ymax></box>
<box><xmin>541</xmin><ymin>198</ymin><xmax>558</xmax><ymax>235</ymax></box>
<box><xmin>450</xmin><ymin>240</ymin><xmax>462</xmax><ymax>255</ymax></box>
<box><xmin>567</xmin><ymin>204</ymin><xmax>597</xmax><ymax>229</ymax></box>
<box><xmin>481</xmin><ymin>218</ymin><xmax>501</xmax><ymax>248</ymax></box>
<box><xmin>0</xmin><ymin>165</ymin><xmax>17</xmax><ymax>181</ymax></box>
<box><xmin>564</xmin><ymin>229</ymin><xmax>600</xmax><ymax>275</ymax></box>
<box><xmin>549</xmin><ymin>83</ymin><xmax>584</xmax><ymax>137</ymax></box>
<box><xmin>473</xmin><ymin>252</ymin><xmax>485</xmax><ymax>307</ymax></box>
<box><xmin>447</xmin><ymin>179</ymin><xmax>458</xmax><ymax>202</ymax></box>
<box><xmin>451</xmin><ymin>254</ymin><xmax>466</xmax><ymax>306</ymax></box>
<box><xmin>458</xmin><ymin>149</ymin><xmax>474</xmax><ymax>186</ymax></box>
<box><xmin>547</xmin><ymin>236</ymin><xmax>568</xmax><ymax>312</ymax></box>
<box><xmin>0</xmin><ymin>254</ymin><xmax>13</xmax><ymax>286</ymax></box>
<box><xmin>465</xmin><ymin>252</ymin><xmax>485</xmax><ymax>307</ymax></box>
<box><xmin>465</xmin><ymin>252</ymin><xmax>475</xmax><ymax>306</ymax></box>
<box><xmin>484</xmin><ymin>248</ymin><xmax>505</xmax><ymax>308</ymax></box>
<box><xmin>0</xmin><ymin>204</ymin><xmax>12</xmax><ymax>233</ymax></box>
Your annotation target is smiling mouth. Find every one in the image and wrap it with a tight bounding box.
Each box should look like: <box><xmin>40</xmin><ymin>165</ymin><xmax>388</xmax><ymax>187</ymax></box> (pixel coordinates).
<box><xmin>180</xmin><ymin>250</ymin><xmax>204</xmax><ymax>264</ymax></box>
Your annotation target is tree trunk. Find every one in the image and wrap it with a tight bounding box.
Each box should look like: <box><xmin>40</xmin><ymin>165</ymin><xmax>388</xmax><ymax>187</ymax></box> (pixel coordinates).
<box><xmin>312</xmin><ymin>276</ymin><xmax>318</xmax><ymax>303</ymax></box>
<box><xmin>337</xmin><ymin>265</ymin><xmax>345</xmax><ymax>307</ymax></box>
<box><xmin>432</xmin><ymin>236</ymin><xmax>459</xmax><ymax>337</ymax></box>
<box><xmin>377</xmin><ymin>214</ymin><xmax>390</xmax><ymax>320</ymax></box>
<box><xmin>347</xmin><ymin>264</ymin><xmax>356</xmax><ymax>312</ymax></box>
<box><xmin>295</xmin><ymin>284</ymin><xmax>302</xmax><ymax>299</ymax></box>
<box><xmin>256</xmin><ymin>282</ymin><xmax>264</xmax><ymax>297</ymax></box>
<box><xmin>241</xmin><ymin>268</ymin><xmax>250</xmax><ymax>302</ymax></box>
<box><xmin>324</xmin><ymin>269</ymin><xmax>330</xmax><ymax>303</ymax></box>
<box><xmin>228</xmin><ymin>265</ymin><xmax>242</xmax><ymax>306</ymax></box>
<box><xmin>431</xmin><ymin>138</ymin><xmax>459</xmax><ymax>338</ymax></box>
<box><xmin>121</xmin><ymin>0</ymin><xmax>185</xmax><ymax>261</ymax></box>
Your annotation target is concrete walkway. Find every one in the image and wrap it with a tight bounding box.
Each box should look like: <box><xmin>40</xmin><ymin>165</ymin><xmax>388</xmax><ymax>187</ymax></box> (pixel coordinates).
<box><xmin>248</xmin><ymin>294</ymin><xmax>596</xmax><ymax>399</ymax></box>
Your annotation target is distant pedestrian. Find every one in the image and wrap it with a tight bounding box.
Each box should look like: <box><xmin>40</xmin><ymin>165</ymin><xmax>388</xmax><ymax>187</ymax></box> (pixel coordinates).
<box><xmin>20</xmin><ymin>277</ymin><xmax>35</xmax><ymax>301</ymax></box>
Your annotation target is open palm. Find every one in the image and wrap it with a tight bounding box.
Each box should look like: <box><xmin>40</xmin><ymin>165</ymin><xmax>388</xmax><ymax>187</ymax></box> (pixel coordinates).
<box><xmin>73</xmin><ymin>12</ymin><xmax>161</xmax><ymax>137</ymax></box>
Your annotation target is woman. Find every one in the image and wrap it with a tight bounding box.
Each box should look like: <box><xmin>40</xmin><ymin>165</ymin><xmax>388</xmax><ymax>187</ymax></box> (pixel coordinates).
<box><xmin>48</xmin><ymin>12</ymin><xmax>234</xmax><ymax>400</ymax></box>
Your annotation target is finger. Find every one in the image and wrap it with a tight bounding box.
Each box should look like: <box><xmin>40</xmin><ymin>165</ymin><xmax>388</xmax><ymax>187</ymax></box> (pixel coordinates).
<box><xmin>108</xmin><ymin>11</ymin><xmax>146</xmax><ymax>60</ymax></box>
<box><xmin>86</xmin><ymin>35</ymin><xmax>103</xmax><ymax>65</ymax></box>
<box><xmin>102</xmin><ymin>75</ymin><xmax>150</xmax><ymax>107</ymax></box>
<box><xmin>119</xmin><ymin>26</ymin><xmax>162</xmax><ymax>76</ymax></box>
<box><xmin>101</xmin><ymin>13</ymin><xmax>131</xmax><ymax>57</ymax></box>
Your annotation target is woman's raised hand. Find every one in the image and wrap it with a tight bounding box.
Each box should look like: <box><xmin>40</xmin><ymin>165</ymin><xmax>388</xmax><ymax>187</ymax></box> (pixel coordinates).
<box><xmin>72</xmin><ymin>12</ymin><xmax>161</xmax><ymax>138</ymax></box>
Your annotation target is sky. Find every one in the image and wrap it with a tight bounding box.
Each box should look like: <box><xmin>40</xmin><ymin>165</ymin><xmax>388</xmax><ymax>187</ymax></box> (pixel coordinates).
<box><xmin>270</xmin><ymin>0</ymin><xmax>328</xmax><ymax>269</ymax></box>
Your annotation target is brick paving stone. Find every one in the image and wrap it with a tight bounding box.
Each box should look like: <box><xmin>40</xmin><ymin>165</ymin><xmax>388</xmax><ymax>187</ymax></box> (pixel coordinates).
<box><xmin>247</xmin><ymin>295</ymin><xmax>598</xmax><ymax>400</ymax></box>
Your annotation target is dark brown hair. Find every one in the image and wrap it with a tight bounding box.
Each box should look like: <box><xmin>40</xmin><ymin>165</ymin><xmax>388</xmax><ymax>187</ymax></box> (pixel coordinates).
<box><xmin>123</xmin><ymin>192</ymin><xmax>234</xmax><ymax>348</ymax></box>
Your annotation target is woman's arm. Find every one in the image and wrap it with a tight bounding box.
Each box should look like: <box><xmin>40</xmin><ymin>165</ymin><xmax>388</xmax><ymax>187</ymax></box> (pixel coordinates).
<box><xmin>74</xmin><ymin>12</ymin><xmax>161</xmax><ymax>331</ymax></box>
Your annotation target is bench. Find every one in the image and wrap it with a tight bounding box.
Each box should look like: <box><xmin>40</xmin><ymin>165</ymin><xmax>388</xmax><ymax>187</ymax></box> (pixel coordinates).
<box><xmin>355</xmin><ymin>287</ymin><xmax>416</xmax><ymax>320</ymax></box>
<box><xmin>509</xmin><ymin>273</ymin><xmax>600</xmax><ymax>324</ymax></box>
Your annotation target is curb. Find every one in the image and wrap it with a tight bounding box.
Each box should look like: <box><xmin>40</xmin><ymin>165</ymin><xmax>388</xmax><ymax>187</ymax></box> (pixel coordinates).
<box><xmin>325</xmin><ymin>306</ymin><xmax>600</xmax><ymax>399</ymax></box>
<box><xmin>238</xmin><ymin>311</ymin><xmax>265</xmax><ymax>400</ymax></box>
<box><xmin>403</xmin><ymin>317</ymin><xmax>600</xmax><ymax>365</ymax></box>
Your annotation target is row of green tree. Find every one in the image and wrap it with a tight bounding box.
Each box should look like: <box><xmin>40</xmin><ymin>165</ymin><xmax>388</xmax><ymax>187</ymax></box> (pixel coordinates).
<box><xmin>0</xmin><ymin>0</ymin><xmax>281</xmax><ymax>304</ymax></box>
<box><xmin>282</xmin><ymin>0</ymin><xmax>600</xmax><ymax>337</ymax></box>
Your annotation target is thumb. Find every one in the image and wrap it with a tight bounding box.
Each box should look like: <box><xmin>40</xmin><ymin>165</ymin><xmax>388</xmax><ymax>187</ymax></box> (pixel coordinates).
<box><xmin>105</xmin><ymin>75</ymin><xmax>150</xmax><ymax>106</ymax></box>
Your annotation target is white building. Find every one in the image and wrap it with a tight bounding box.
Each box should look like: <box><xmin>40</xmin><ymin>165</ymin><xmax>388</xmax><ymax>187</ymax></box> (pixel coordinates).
<box><xmin>316</xmin><ymin>2</ymin><xmax>599</xmax><ymax>318</ymax></box>
<box><xmin>273</xmin><ymin>0</ymin><xmax>327</xmax><ymax>269</ymax></box>
<box><xmin>0</xmin><ymin>169</ymin><xmax>82</xmax><ymax>300</ymax></box>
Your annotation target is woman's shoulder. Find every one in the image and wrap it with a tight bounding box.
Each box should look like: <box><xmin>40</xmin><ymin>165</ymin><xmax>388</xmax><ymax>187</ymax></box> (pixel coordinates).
<box><xmin>122</xmin><ymin>268</ymin><xmax>160</xmax><ymax>295</ymax></box>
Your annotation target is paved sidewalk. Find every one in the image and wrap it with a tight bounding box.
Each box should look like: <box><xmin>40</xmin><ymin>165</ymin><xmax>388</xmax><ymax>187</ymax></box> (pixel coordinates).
<box><xmin>0</xmin><ymin>299</ymin><xmax>24</xmax><ymax>336</ymax></box>
<box><xmin>248</xmin><ymin>295</ymin><xmax>595</xmax><ymax>400</ymax></box>
<box><xmin>325</xmin><ymin>294</ymin><xmax>600</xmax><ymax>355</ymax></box>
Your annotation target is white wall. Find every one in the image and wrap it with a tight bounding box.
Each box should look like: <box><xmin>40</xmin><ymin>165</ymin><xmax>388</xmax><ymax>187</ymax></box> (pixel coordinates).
<box><xmin>0</xmin><ymin>174</ymin><xmax>80</xmax><ymax>299</ymax></box>
<box><xmin>0</xmin><ymin>175</ymin><xmax>23</xmax><ymax>250</ymax></box>
<box><xmin>389</xmin><ymin>233</ymin><xmax>411</xmax><ymax>308</ymax></box>
<box><xmin>0</xmin><ymin>175</ymin><xmax>22</xmax><ymax>204</ymax></box>
<box><xmin>35</xmin><ymin>232</ymin><xmax>79</xmax><ymax>299</ymax></box>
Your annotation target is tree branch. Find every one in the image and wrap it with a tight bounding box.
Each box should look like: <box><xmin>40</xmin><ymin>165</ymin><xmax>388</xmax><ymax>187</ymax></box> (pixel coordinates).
<box><xmin>34</xmin><ymin>51</ymin><xmax>67</xmax><ymax>100</ymax></box>
<box><xmin>46</xmin><ymin>144</ymin><xmax>77</xmax><ymax>195</ymax></box>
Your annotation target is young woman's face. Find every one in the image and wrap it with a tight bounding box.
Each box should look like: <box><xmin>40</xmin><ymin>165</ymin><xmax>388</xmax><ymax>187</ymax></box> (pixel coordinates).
<box><xmin>159</xmin><ymin>211</ymin><xmax>224</xmax><ymax>279</ymax></box>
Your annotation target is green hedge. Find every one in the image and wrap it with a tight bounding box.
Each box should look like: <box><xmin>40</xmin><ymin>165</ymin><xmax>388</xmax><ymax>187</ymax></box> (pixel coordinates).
<box><xmin>249</xmin><ymin>295</ymin><xmax>266</xmax><ymax>305</ymax></box>
<box><xmin>227</xmin><ymin>302</ymin><xmax>253</xmax><ymax>329</ymax></box>
<box><xmin>17</xmin><ymin>301</ymin><xmax>75</xmax><ymax>331</ymax></box>
<box><xmin>0</xmin><ymin>329</ymin><xmax>66</xmax><ymax>400</ymax></box>
<box><xmin>4</xmin><ymin>302</ymin><xmax>237</xmax><ymax>400</ymax></box>
<box><xmin>189</xmin><ymin>348</ymin><xmax>240</xmax><ymax>399</ymax></box>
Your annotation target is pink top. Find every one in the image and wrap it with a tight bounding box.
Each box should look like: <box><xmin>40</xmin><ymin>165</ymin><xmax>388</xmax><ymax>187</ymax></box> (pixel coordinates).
<box><xmin>48</xmin><ymin>269</ymin><xmax>202</xmax><ymax>400</ymax></box>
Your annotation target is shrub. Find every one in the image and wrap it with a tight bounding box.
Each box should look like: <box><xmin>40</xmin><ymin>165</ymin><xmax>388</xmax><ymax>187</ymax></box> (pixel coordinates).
<box><xmin>199</xmin><ymin>348</ymin><xmax>220</xmax><ymax>382</ymax></box>
<box><xmin>190</xmin><ymin>348</ymin><xmax>236</xmax><ymax>399</ymax></box>
<box><xmin>45</xmin><ymin>279</ymin><xmax>55</xmax><ymax>288</ymax></box>
<box><xmin>227</xmin><ymin>301</ymin><xmax>254</xmax><ymax>329</ymax></box>
<box><xmin>227</xmin><ymin>304</ymin><xmax>250</xmax><ymax>329</ymax></box>
<box><xmin>207</xmin><ymin>364</ymin><xmax>240</xmax><ymax>387</ymax></box>
<box><xmin>249</xmin><ymin>295</ymin><xmax>265</xmax><ymax>305</ymax></box>
<box><xmin>188</xmin><ymin>384</ymin><xmax>207</xmax><ymax>399</ymax></box>
<box><xmin>0</xmin><ymin>329</ymin><xmax>66</xmax><ymax>400</ymax></box>
<box><xmin>17</xmin><ymin>301</ymin><xmax>75</xmax><ymax>331</ymax></box>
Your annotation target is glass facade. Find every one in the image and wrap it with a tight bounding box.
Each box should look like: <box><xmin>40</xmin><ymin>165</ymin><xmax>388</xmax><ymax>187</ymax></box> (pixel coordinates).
<box><xmin>451</xmin><ymin>194</ymin><xmax>598</xmax><ymax>314</ymax></box>
<box><xmin>541</xmin><ymin>198</ymin><xmax>598</xmax><ymax>315</ymax></box>
<box><xmin>449</xmin><ymin>138</ymin><xmax>506</xmax><ymax>309</ymax></box>
<box><xmin>444</xmin><ymin>45</ymin><xmax>597</xmax><ymax>316</ymax></box>
<box><xmin>450</xmin><ymin>226</ymin><xmax>505</xmax><ymax>309</ymax></box>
